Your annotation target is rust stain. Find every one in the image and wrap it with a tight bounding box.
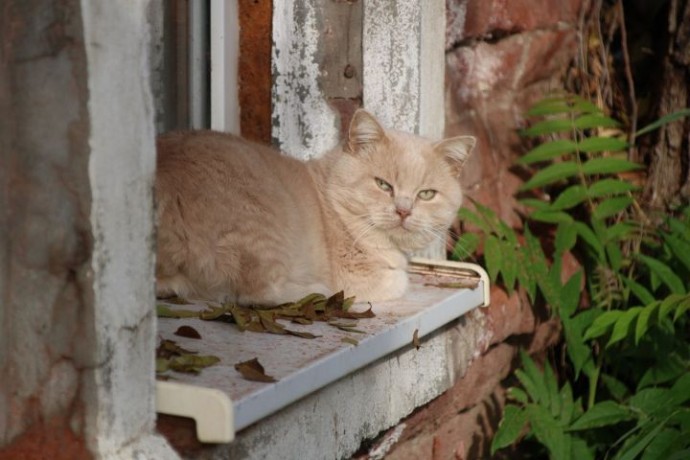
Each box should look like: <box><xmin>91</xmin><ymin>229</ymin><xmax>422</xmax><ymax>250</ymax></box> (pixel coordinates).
<box><xmin>0</xmin><ymin>417</ymin><xmax>92</xmax><ymax>460</ymax></box>
<box><xmin>238</xmin><ymin>0</ymin><xmax>273</xmax><ymax>144</ymax></box>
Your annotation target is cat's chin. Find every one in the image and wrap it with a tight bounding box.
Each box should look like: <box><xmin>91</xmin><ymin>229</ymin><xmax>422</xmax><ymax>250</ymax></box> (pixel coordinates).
<box><xmin>387</xmin><ymin>229</ymin><xmax>435</xmax><ymax>253</ymax></box>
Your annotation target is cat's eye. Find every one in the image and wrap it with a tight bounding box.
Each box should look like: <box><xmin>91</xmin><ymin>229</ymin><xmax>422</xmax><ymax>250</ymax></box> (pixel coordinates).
<box><xmin>375</xmin><ymin>177</ymin><xmax>393</xmax><ymax>193</ymax></box>
<box><xmin>417</xmin><ymin>189</ymin><xmax>437</xmax><ymax>201</ymax></box>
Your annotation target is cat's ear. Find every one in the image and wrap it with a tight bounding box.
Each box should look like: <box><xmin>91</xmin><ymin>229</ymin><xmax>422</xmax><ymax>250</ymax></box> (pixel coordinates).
<box><xmin>347</xmin><ymin>109</ymin><xmax>386</xmax><ymax>152</ymax></box>
<box><xmin>434</xmin><ymin>136</ymin><xmax>476</xmax><ymax>176</ymax></box>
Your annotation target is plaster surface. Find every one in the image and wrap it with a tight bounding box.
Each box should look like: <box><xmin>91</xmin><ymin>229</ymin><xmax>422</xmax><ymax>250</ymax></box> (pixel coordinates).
<box><xmin>271</xmin><ymin>0</ymin><xmax>340</xmax><ymax>159</ymax></box>
<box><xmin>81</xmin><ymin>1</ymin><xmax>178</xmax><ymax>457</ymax></box>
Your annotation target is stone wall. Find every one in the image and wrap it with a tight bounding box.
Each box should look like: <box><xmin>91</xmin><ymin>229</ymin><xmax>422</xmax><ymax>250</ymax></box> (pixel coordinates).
<box><xmin>356</xmin><ymin>1</ymin><xmax>586</xmax><ymax>458</ymax></box>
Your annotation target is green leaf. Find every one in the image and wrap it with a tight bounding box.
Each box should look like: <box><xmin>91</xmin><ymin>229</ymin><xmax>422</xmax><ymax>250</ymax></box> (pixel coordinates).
<box><xmin>592</xmin><ymin>196</ymin><xmax>633</xmax><ymax>220</ymax></box>
<box><xmin>601</xmin><ymin>373</ymin><xmax>630</xmax><ymax>401</ymax></box>
<box><xmin>575</xmin><ymin>222</ymin><xmax>605</xmax><ymax>261</ymax></box>
<box><xmin>520</xmin><ymin>161</ymin><xmax>580</xmax><ymax>190</ymax></box>
<box><xmin>560</xmin><ymin>270</ymin><xmax>582</xmax><ymax>317</ymax></box>
<box><xmin>623</xmin><ymin>277</ymin><xmax>656</xmax><ymax>305</ymax></box>
<box><xmin>664</xmin><ymin>233</ymin><xmax>690</xmax><ymax>273</ymax></box>
<box><xmin>559</xmin><ymin>381</ymin><xmax>577</xmax><ymax>426</ymax></box>
<box><xmin>491</xmin><ymin>405</ymin><xmax>528</xmax><ymax>454</ymax></box>
<box><xmin>519</xmin><ymin>139</ymin><xmax>578</xmax><ymax>164</ymax></box>
<box><xmin>522</xmin><ymin>118</ymin><xmax>575</xmax><ymax>136</ymax></box>
<box><xmin>518</xmin><ymin>351</ymin><xmax>548</xmax><ymax>403</ymax></box>
<box><xmin>568</xmin><ymin>401</ymin><xmax>633</xmax><ymax>431</ymax></box>
<box><xmin>555</xmin><ymin>223</ymin><xmax>578</xmax><ymax>256</ymax></box>
<box><xmin>530</xmin><ymin>210</ymin><xmax>574</xmax><ymax>224</ymax></box>
<box><xmin>607</xmin><ymin>222</ymin><xmax>638</xmax><ymax>241</ymax></box>
<box><xmin>564</xmin><ymin>310</ymin><xmax>598</xmax><ymax>377</ymax></box>
<box><xmin>638</xmin><ymin>255</ymin><xmax>686</xmax><ymax>295</ymax></box>
<box><xmin>484</xmin><ymin>235</ymin><xmax>502</xmax><ymax>283</ymax></box>
<box><xmin>457</xmin><ymin>208</ymin><xmax>491</xmax><ymax>233</ymax></box>
<box><xmin>577</xmin><ymin>136</ymin><xmax>628</xmax><ymax>153</ymax></box>
<box><xmin>638</xmin><ymin>354</ymin><xmax>686</xmax><ymax>389</ymax></box>
<box><xmin>526</xmin><ymin>404</ymin><xmax>570</xmax><ymax>460</ymax></box>
<box><xmin>640</xmin><ymin>428</ymin><xmax>683</xmax><ymax>460</ymax></box>
<box><xmin>636</xmin><ymin>107</ymin><xmax>690</xmax><ymax>137</ymax></box>
<box><xmin>519</xmin><ymin>198</ymin><xmax>553</xmax><ymax>211</ymax></box>
<box><xmin>606</xmin><ymin>307</ymin><xmax>643</xmax><ymax>348</ymax></box>
<box><xmin>630</xmin><ymin>388</ymin><xmax>673</xmax><ymax>416</ymax></box>
<box><xmin>581</xmin><ymin>158</ymin><xmax>642</xmax><ymax>175</ymax></box>
<box><xmin>588</xmin><ymin>178</ymin><xmax>639</xmax><ymax>198</ymax></box>
<box><xmin>501</xmin><ymin>238</ymin><xmax>518</xmax><ymax>294</ymax></box>
<box><xmin>669</xmin><ymin>372</ymin><xmax>690</xmax><ymax>406</ymax></box>
<box><xmin>552</xmin><ymin>185</ymin><xmax>588</xmax><ymax>211</ymax></box>
<box><xmin>544</xmin><ymin>363</ymin><xmax>561</xmax><ymax>418</ymax></box>
<box><xmin>508</xmin><ymin>387</ymin><xmax>529</xmax><ymax>404</ymax></box>
<box><xmin>573</xmin><ymin>114</ymin><xmax>621</xmax><ymax>130</ymax></box>
<box><xmin>634</xmin><ymin>300</ymin><xmax>661</xmax><ymax>344</ymax></box>
<box><xmin>617</xmin><ymin>421</ymin><xmax>668</xmax><ymax>460</ymax></box>
<box><xmin>452</xmin><ymin>232</ymin><xmax>480</xmax><ymax>261</ymax></box>
<box><xmin>584</xmin><ymin>310</ymin><xmax>623</xmax><ymax>340</ymax></box>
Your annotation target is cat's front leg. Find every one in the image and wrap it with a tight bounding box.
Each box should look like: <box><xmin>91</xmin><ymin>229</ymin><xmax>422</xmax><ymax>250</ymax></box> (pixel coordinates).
<box><xmin>348</xmin><ymin>267</ymin><xmax>409</xmax><ymax>303</ymax></box>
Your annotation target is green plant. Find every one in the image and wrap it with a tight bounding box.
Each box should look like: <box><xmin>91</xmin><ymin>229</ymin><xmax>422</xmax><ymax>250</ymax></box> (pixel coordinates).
<box><xmin>454</xmin><ymin>94</ymin><xmax>690</xmax><ymax>459</ymax></box>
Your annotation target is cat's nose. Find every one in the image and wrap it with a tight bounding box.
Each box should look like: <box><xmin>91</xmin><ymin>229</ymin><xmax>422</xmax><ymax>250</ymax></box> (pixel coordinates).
<box><xmin>396</xmin><ymin>207</ymin><xmax>411</xmax><ymax>220</ymax></box>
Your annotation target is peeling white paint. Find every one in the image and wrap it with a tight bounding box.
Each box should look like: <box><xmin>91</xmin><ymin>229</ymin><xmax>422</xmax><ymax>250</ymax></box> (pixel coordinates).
<box><xmin>272</xmin><ymin>0</ymin><xmax>339</xmax><ymax>159</ymax></box>
<box><xmin>81</xmin><ymin>1</ymin><xmax>178</xmax><ymax>457</ymax></box>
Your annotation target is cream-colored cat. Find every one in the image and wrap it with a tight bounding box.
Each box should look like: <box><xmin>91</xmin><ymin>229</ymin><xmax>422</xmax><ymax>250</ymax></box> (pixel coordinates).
<box><xmin>155</xmin><ymin>110</ymin><xmax>475</xmax><ymax>304</ymax></box>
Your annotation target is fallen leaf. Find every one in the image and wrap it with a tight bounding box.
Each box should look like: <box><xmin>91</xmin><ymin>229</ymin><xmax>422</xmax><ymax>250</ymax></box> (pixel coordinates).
<box><xmin>336</xmin><ymin>326</ymin><xmax>366</xmax><ymax>334</ymax></box>
<box><xmin>156</xmin><ymin>305</ymin><xmax>199</xmax><ymax>318</ymax></box>
<box><xmin>341</xmin><ymin>337</ymin><xmax>359</xmax><ymax>346</ymax></box>
<box><xmin>286</xmin><ymin>329</ymin><xmax>320</xmax><ymax>339</ymax></box>
<box><xmin>234</xmin><ymin>358</ymin><xmax>277</xmax><ymax>383</ymax></box>
<box><xmin>174</xmin><ymin>325</ymin><xmax>202</xmax><ymax>339</ymax></box>
<box><xmin>413</xmin><ymin>329</ymin><xmax>421</xmax><ymax>349</ymax></box>
<box><xmin>168</xmin><ymin>354</ymin><xmax>221</xmax><ymax>374</ymax></box>
<box><xmin>199</xmin><ymin>305</ymin><xmax>228</xmax><ymax>320</ymax></box>
<box><xmin>257</xmin><ymin>311</ymin><xmax>287</xmax><ymax>334</ymax></box>
<box><xmin>156</xmin><ymin>339</ymin><xmax>197</xmax><ymax>359</ymax></box>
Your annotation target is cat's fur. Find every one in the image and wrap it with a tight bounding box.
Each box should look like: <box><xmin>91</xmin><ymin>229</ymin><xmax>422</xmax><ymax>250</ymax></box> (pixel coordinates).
<box><xmin>155</xmin><ymin>110</ymin><xmax>475</xmax><ymax>304</ymax></box>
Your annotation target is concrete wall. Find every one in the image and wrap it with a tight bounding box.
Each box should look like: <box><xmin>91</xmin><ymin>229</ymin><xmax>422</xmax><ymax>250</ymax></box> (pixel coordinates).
<box><xmin>0</xmin><ymin>1</ymin><xmax>175</xmax><ymax>458</ymax></box>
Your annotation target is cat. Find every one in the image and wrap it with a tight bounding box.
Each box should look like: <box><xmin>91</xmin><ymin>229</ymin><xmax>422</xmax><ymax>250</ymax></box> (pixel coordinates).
<box><xmin>155</xmin><ymin>110</ymin><xmax>475</xmax><ymax>305</ymax></box>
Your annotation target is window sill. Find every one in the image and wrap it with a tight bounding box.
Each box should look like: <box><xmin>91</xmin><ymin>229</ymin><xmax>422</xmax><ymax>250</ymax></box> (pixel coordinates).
<box><xmin>155</xmin><ymin>258</ymin><xmax>489</xmax><ymax>451</ymax></box>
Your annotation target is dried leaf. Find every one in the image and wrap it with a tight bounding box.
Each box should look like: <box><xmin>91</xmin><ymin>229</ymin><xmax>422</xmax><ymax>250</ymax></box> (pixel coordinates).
<box><xmin>156</xmin><ymin>358</ymin><xmax>170</xmax><ymax>373</ymax></box>
<box><xmin>291</xmin><ymin>317</ymin><xmax>313</xmax><ymax>325</ymax></box>
<box><xmin>328</xmin><ymin>305</ymin><xmax>376</xmax><ymax>320</ymax></box>
<box><xmin>258</xmin><ymin>311</ymin><xmax>287</xmax><ymax>334</ymax></box>
<box><xmin>234</xmin><ymin>358</ymin><xmax>277</xmax><ymax>383</ymax></box>
<box><xmin>286</xmin><ymin>329</ymin><xmax>320</xmax><ymax>339</ymax></box>
<box><xmin>199</xmin><ymin>305</ymin><xmax>228</xmax><ymax>320</ymax></box>
<box><xmin>174</xmin><ymin>325</ymin><xmax>202</xmax><ymax>339</ymax></box>
<box><xmin>156</xmin><ymin>339</ymin><xmax>197</xmax><ymax>359</ymax></box>
<box><xmin>341</xmin><ymin>337</ymin><xmax>359</xmax><ymax>346</ymax></box>
<box><xmin>168</xmin><ymin>354</ymin><xmax>221</xmax><ymax>374</ymax></box>
<box><xmin>336</xmin><ymin>326</ymin><xmax>366</xmax><ymax>334</ymax></box>
<box><xmin>413</xmin><ymin>329</ymin><xmax>421</xmax><ymax>349</ymax></box>
<box><xmin>328</xmin><ymin>319</ymin><xmax>359</xmax><ymax>328</ymax></box>
<box><xmin>326</xmin><ymin>291</ymin><xmax>345</xmax><ymax>311</ymax></box>
<box><xmin>227</xmin><ymin>304</ymin><xmax>251</xmax><ymax>330</ymax></box>
<box><xmin>156</xmin><ymin>305</ymin><xmax>200</xmax><ymax>318</ymax></box>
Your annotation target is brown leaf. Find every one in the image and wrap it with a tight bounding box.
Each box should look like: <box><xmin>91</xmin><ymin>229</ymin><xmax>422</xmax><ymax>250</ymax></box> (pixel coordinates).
<box><xmin>258</xmin><ymin>311</ymin><xmax>287</xmax><ymax>334</ymax></box>
<box><xmin>286</xmin><ymin>329</ymin><xmax>320</xmax><ymax>339</ymax></box>
<box><xmin>168</xmin><ymin>354</ymin><xmax>221</xmax><ymax>374</ymax></box>
<box><xmin>291</xmin><ymin>317</ymin><xmax>313</xmax><ymax>325</ymax></box>
<box><xmin>156</xmin><ymin>339</ymin><xmax>197</xmax><ymax>359</ymax></box>
<box><xmin>174</xmin><ymin>325</ymin><xmax>202</xmax><ymax>339</ymax></box>
<box><xmin>227</xmin><ymin>304</ymin><xmax>252</xmax><ymax>330</ymax></box>
<box><xmin>328</xmin><ymin>305</ymin><xmax>376</xmax><ymax>319</ymax></box>
<box><xmin>413</xmin><ymin>328</ymin><xmax>421</xmax><ymax>349</ymax></box>
<box><xmin>234</xmin><ymin>358</ymin><xmax>277</xmax><ymax>383</ymax></box>
<box><xmin>341</xmin><ymin>336</ymin><xmax>359</xmax><ymax>346</ymax></box>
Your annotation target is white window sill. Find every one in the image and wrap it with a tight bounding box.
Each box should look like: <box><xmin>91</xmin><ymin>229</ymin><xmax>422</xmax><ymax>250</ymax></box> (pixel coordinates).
<box><xmin>155</xmin><ymin>258</ymin><xmax>489</xmax><ymax>448</ymax></box>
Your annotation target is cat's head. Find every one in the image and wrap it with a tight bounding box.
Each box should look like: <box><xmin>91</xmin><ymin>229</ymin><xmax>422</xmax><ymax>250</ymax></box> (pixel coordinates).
<box><xmin>327</xmin><ymin>109</ymin><xmax>476</xmax><ymax>253</ymax></box>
